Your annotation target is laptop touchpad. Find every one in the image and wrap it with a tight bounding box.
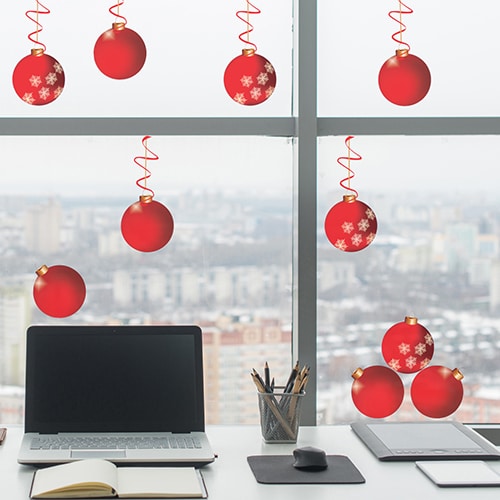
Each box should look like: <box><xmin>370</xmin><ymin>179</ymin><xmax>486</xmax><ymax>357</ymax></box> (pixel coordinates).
<box><xmin>71</xmin><ymin>450</ymin><xmax>126</xmax><ymax>459</ymax></box>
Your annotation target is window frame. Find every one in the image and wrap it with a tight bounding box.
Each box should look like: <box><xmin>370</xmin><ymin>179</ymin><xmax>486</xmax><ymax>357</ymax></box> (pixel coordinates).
<box><xmin>2</xmin><ymin>0</ymin><xmax>498</xmax><ymax>425</ymax></box>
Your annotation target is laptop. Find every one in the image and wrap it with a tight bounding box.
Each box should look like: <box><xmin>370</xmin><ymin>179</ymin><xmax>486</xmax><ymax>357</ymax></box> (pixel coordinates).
<box><xmin>18</xmin><ymin>324</ymin><xmax>216</xmax><ymax>467</ymax></box>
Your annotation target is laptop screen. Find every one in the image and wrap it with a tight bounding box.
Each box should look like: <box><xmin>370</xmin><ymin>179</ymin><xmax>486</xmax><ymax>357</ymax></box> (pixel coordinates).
<box><xmin>24</xmin><ymin>325</ymin><xmax>205</xmax><ymax>434</ymax></box>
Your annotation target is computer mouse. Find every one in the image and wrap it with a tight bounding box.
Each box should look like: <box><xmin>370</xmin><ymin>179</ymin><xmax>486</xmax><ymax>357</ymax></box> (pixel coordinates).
<box><xmin>292</xmin><ymin>446</ymin><xmax>328</xmax><ymax>471</ymax></box>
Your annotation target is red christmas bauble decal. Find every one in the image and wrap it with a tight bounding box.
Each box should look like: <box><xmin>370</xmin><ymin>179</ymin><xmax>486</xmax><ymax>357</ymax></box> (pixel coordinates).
<box><xmin>381</xmin><ymin>316</ymin><xmax>434</xmax><ymax>373</ymax></box>
<box><xmin>12</xmin><ymin>49</ymin><xmax>65</xmax><ymax>105</ymax></box>
<box><xmin>351</xmin><ymin>366</ymin><xmax>404</xmax><ymax>418</ymax></box>
<box><xmin>410</xmin><ymin>366</ymin><xmax>464</xmax><ymax>418</ymax></box>
<box><xmin>224</xmin><ymin>49</ymin><xmax>276</xmax><ymax>105</ymax></box>
<box><xmin>94</xmin><ymin>23</ymin><xmax>146</xmax><ymax>79</ymax></box>
<box><xmin>33</xmin><ymin>264</ymin><xmax>86</xmax><ymax>318</ymax></box>
<box><xmin>121</xmin><ymin>195</ymin><xmax>174</xmax><ymax>252</ymax></box>
<box><xmin>324</xmin><ymin>195</ymin><xmax>377</xmax><ymax>252</ymax></box>
<box><xmin>378</xmin><ymin>49</ymin><xmax>431</xmax><ymax>106</ymax></box>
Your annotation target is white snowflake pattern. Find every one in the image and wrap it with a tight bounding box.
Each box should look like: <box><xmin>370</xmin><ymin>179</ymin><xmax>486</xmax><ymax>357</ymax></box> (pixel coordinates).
<box><xmin>414</xmin><ymin>343</ymin><xmax>427</xmax><ymax>356</ymax></box>
<box><xmin>240</xmin><ymin>75</ymin><xmax>253</xmax><ymax>87</ymax></box>
<box><xmin>45</xmin><ymin>73</ymin><xmax>57</xmax><ymax>85</ymax></box>
<box><xmin>257</xmin><ymin>72</ymin><xmax>269</xmax><ymax>85</ymax></box>
<box><xmin>358</xmin><ymin>219</ymin><xmax>370</xmax><ymax>232</ymax></box>
<box><xmin>53</xmin><ymin>62</ymin><xmax>63</xmax><ymax>73</ymax></box>
<box><xmin>366</xmin><ymin>233</ymin><xmax>376</xmax><ymax>244</ymax></box>
<box><xmin>38</xmin><ymin>87</ymin><xmax>50</xmax><ymax>100</ymax></box>
<box><xmin>398</xmin><ymin>342</ymin><xmax>411</xmax><ymax>355</ymax></box>
<box><xmin>424</xmin><ymin>333</ymin><xmax>434</xmax><ymax>346</ymax></box>
<box><xmin>233</xmin><ymin>93</ymin><xmax>247</xmax><ymax>104</ymax></box>
<box><xmin>22</xmin><ymin>93</ymin><xmax>35</xmax><ymax>105</ymax></box>
<box><xmin>250</xmin><ymin>87</ymin><xmax>262</xmax><ymax>100</ymax></box>
<box><xmin>53</xmin><ymin>86</ymin><xmax>63</xmax><ymax>97</ymax></box>
<box><xmin>265</xmin><ymin>86</ymin><xmax>275</xmax><ymax>98</ymax></box>
<box><xmin>351</xmin><ymin>233</ymin><xmax>363</xmax><ymax>246</ymax></box>
<box><xmin>264</xmin><ymin>62</ymin><xmax>274</xmax><ymax>74</ymax></box>
<box><xmin>406</xmin><ymin>356</ymin><xmax>417</xmax><ymax>369</ymax></box>
<box><xmin>389</xmin><ymin>359</ymin><xmax>401</xmax><ymax>371</ymax></box>
<box><xmin>365</xmin><ymin>208</ymin><xmax>375</xmax><ymax>220</ymax></box>
<box><xmin>334</xmin><ymin>239</ymin><xmax>348</xmax><ymax>251</ymax></box>
<box><xmin>420</xmin><ymin>358</ymin><xmax>431</xmax><ymax>369</ymax></box>
<box><xmin>29</xmin><ymin>75</ymin><xmax>42</xmax><ymax>87</ymax></box>
<box><xmin>341</xmin><ymin>221</ymin><xmax>354</xmax><ymax>234</ymax></box>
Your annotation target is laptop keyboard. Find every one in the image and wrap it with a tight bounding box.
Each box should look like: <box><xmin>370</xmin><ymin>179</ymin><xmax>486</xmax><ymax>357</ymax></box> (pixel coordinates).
<box><xmin>30</xmin><ymin>435</ymin><xmax>202</xmax><ymax>450</ymax></box>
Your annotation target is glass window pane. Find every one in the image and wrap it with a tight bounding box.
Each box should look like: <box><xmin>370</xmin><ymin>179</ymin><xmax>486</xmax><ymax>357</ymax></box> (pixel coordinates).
<box><xmin>0</xmin><ymin>135</ymin><xmax>293</xmax><ymax>425</ymax></box>
<box><xmin>319</xmin><ymin>0</ymin><xmax>500</xmax><ymax>116</ymax></box>
<box><xmin>318</xmin><ymin>135</ymin><xmax>500</xmax><ymax>423</ymax></box>
<box><xmin>1</xmin><ymin>1</ymin><xmax>293</xmax><ymax>117</ymax></box>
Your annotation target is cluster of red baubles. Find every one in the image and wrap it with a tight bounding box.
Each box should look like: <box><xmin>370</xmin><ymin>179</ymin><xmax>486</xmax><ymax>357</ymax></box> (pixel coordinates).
<box><xmin>13</xmin><ymin>22</ymin><xmax>147</xmax><ymax>106</ymax></box>
<box><xmin>351</xmin><ymin>316</ymin><xmax>464</xmax><ymax>419</ymax></box>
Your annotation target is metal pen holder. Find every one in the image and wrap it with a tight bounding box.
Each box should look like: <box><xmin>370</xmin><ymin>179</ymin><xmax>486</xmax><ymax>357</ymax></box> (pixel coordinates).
<box><xmin>258</xmin><ymin>389</ymin><xmax>305</xmax><ymax>443</ymax></box>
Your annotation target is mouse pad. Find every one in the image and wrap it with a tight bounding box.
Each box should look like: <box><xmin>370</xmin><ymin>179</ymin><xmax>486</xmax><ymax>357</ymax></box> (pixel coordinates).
<box><xmin>247</xmin><ymin>455</ymin><xmax>365</xmax><ymax>484</ymax></box>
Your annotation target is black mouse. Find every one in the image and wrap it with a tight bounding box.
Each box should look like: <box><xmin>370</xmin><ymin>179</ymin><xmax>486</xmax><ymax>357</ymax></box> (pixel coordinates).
<box><xmin>292</xmin><ymin>446</ymin><xmax>328</xmax><ymax>471</ymax></box>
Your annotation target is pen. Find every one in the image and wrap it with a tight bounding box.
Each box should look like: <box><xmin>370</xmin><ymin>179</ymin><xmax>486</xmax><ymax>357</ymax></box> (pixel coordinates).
<box><xmin>0</xmin><ymin>427</ymin><xmax>6</xmax><ymax>445</ymax></box>
<box><xmin>264</xmin><ymin>362</ymin><xmax>270</xmax><ymax>388</ymax></box>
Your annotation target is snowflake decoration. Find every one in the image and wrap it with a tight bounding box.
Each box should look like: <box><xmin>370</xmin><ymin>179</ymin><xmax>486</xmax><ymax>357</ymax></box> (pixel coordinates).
<box><xmin>341</xmin><ymin>221</ymin><xmax>354</xmax><ymax>234</ymax></box>
<box><xmin>420</xmin><ymin>358</ymin><xmax>431</xmax><ymax>369</ymax></box>
<box><xmin>366</xmin><ymin>233</ymin><xmax>376</xmax><ymax>244</ymax></box>
<box><xmin>389</xmin><ymin>359</ymin><xmax>401</xmax><ymax>371</ymax></box>
<box><xmin>358</xmin><ymin>219</ymin><xmax>370</xmax><ymax>232</ymax></box>
<box><xmin>45</xmin><ymin>73</ymin><xmax>57</xmax><ymax>85</ymax></box>
<box><xmin>38</xmin><ymin>87</ymin><xmax>50</xmax><ymax>100</ymax></box>
<box><xmin>233</xmin><ymin>93</ymin><xmax>247</xmax><ymax>104</ymax></box>
<box><xmin>264</xmin><ymin>62</ymin><xmax>274</xmax><ymax>74</ymax></box>
<box><xmin>29</xmin><ymin>75</ymin><xmax>41</xmax><ymax>87</ymax></box>
<box><xmin>398</xmin><ymin>342</ymin><xmax>411</xmax><ymax>355</ymax></box>
<box><xmin>406</xmin><ymin>356</ymin><xmax>417</xmax><ymax>370</ymax></box>
<box><xmin>424</xmin><ymin>333</ymin><xmax>434</xmax><ymax>345</ymax></box>
<box><xmin>240</xmin><ymin>75</ymin><xmax>253</xmax><ymax>87</ymax></box>
<box><xmin>414</xmin><ymin>343</ymin><xmax>427</xmax><ymax>356</ymax></box>
<box><xmin>257</xmin><ymin>72</ymin><xmax>269</xmax><ymax>85</ymax></box>
<box><xmin>334</xmin><ymin>239</ymin><xmax>348</xmax><ymax>251</ymax></box>
<box><xmin>351</xmin><ymin>233</ymin><xmax>363</xmax><ymax>247</ymax></box>
<box><xmin>265</xmin><ymin>87</ymin><xmax>275</xmax><ymax>98</ymax></box>
<box><xmin>53</xmin><ymin>61</ymin><xmax>63</xmax><ymax>73</ymax></box>
<box><xmin>366</xmin><ymin>208</ymin><xmax>376</xmax><ymax>220</ymax></box>
<box><xmin>22</xmin><ymin>93</ymin><xmax>35</xmax><ymax>105</ymax></box>
<box><xmin>250</xmin><ymin>87</ymin><xmax>262</xmax><ymax>100</ymax></box>
<box><xmin>53</xmin><ymin>87</ymin><xmax>63</xmax><ymax>98</ymax></box>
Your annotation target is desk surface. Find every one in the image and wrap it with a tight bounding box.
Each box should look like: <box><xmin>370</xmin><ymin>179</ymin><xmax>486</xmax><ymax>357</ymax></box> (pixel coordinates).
<box><xmin>3</xmin><ymin>424</ymin><xmax>500</xmax><ymax>499</ymax></box>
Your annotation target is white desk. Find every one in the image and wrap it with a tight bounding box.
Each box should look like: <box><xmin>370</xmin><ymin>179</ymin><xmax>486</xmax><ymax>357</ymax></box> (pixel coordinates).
<box><xmin>3</xmin><ymin>425</ymin><xmax>500</xmax><ymax>499</ymax></box>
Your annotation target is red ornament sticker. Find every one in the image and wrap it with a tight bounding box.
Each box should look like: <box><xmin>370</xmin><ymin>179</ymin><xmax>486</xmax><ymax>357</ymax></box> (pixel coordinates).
<box><xmin>351</xmin><ymin>366</ymin><xmax>404</xmax><ymax>419</ymax></box>
<box><xmin>224</xmin><ymin>49</ymin><xmax>276</xmax><ymax>106</ymax></box>
<box><xmin>411</xmin><ymin>366</ymin><xmax>464</xmax><ymax>418</ymax></box>
<box><xmin>325</xmin><ymin>195</ymin><xmax>377</xmax><ymax>252</ymax></box>
<box><xmin>33</xmin><ymin>265</ymin><xmax>86</xmax><ymax>318</ymax></box>
<box><xmin>381</xmin><ymin>316</ymin><xmax>434</xmax><ymax>373</ymax></box>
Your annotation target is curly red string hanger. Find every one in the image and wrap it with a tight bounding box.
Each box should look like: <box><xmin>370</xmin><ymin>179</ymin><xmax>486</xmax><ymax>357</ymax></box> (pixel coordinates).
<box><xmin>121</xmin><ymin>136</ymin><xmax>174</xmax><ymax>253</ymax></box>
<box><xmin>378</xmin><ymin>1</ymin><xmax>431</xmax><ymax>106</ymax></box>
<box><xmin>12</xmin><ymin>0</ymin><xmax>65</xmax><ymax>106</ymax></box>
<box><xmin>324</xmin><ymin>136</ymin><xmax>377</xmax><ymax>253</ymax></box>
<box><xmin>224</xmin><ymin>0</ymin><xmax>277</xmax><ymax>106</ymax></box>
<box><xmin>94</xmin><ymin>0</ymin><xmax>147</xmax><ymax>80</ymax></box>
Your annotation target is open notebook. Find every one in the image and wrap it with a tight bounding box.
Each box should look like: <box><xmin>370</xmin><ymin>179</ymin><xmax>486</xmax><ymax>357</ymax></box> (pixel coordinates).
<box><xmin>18</xmin><ymin>324</ymin><xmax>215</xmax><ymax>467</ymax></box>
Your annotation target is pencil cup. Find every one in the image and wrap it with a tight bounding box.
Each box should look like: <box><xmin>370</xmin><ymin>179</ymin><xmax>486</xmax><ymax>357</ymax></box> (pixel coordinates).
<box><xmin>258</xmin><ymin>390</ymin><xmax>305</xmax><ymax>443</ymax></box>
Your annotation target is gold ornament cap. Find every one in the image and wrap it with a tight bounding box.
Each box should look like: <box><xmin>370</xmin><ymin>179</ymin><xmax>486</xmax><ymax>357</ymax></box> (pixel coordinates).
<box><xmin>139</xmin><ymin>194</ymin><xmax>153</xmax><ymax>204</ymax></box>
<box><xmin>242</xmin><ymin>48</ymin><xmax>256</xmax><ymax>57</ymax></box>
<box><xmin>452</xmin><ymin>368</ymin><xmax>464</xmax><ymax>381</ymax></box>
<box><xmin>343</xmin><ymin>194</ymin><xmax>357</xmax><ymax>203</ymax></box>
<box><xmin>404</xmin><ymin>316</ymin><xmax>418</xmax><ymax>325</ymax></box>
<box><xmin>31</xmin><ymin>48</ymin><xmax>45</xmax><ymax>57</ymax></box>
<box><xmin>36</xmin><ymin>264</ymin><xmax>49</xmax><ymax>277</ymax></box>
<box><xmin>396</xmin><ymin>48</ymin><xmax>409</xmax><ymax>57</ymax></box>
<box><xmin>351</xmin><ymin>367</ymin><xmax>364</xmax><ymax>380</ymax></box>
<box><xmin>112</xmin><ymin>22</ymin><xmax>126</xmax><ymax>31</ymax></box>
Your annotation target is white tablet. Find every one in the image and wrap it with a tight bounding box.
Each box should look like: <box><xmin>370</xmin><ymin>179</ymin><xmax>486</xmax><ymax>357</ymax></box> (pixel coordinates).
<box><xmin>416</xmin><ymin>460</ymin><xmax>500</xmax><ymax>487</ymax></box>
